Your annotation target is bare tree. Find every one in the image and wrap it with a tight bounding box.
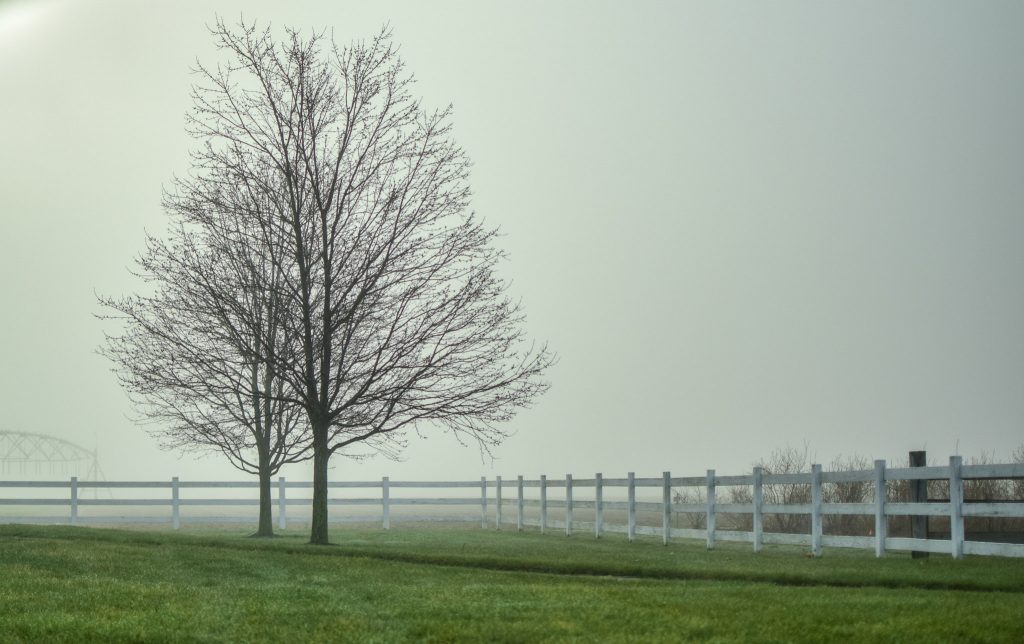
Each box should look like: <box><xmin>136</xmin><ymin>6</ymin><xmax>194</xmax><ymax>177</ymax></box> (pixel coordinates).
<box><xmin>184</xmin><ymin>19</ymin><xmax>553</xmax><ymax>544</ymax></box>
<box><xmin>99</xmin><ymin>173</ymin><xmax>310</xmax><ymax>536</ymax></box>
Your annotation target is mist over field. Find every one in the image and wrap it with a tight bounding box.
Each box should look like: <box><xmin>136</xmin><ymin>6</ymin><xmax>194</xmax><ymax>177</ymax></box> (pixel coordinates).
<box><xmin>1</xmin><ymin>0</ymin><xmax>1022</xmax><ymax>485</ymax></box>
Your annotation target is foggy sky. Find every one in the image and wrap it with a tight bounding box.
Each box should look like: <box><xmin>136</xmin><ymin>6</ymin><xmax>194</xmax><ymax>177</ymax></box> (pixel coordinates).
<box><xmin>1</xmin><ymin>0</ymin><xmax>1022</xmax><ymax>483</ymax></box>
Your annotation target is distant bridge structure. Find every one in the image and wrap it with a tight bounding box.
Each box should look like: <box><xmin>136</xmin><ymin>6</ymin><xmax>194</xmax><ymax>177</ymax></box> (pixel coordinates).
<box><xmin>0</xmin><ymin>430</ymin><xmax>105</xmax><ymax>480</ymax></box>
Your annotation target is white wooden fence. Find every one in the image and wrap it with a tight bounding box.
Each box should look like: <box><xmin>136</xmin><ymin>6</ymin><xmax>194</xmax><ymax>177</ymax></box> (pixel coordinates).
<box><xmin>2</xmin><ymin>456</ymin><xmax>1022</xmax><ymax>559</ymax></box>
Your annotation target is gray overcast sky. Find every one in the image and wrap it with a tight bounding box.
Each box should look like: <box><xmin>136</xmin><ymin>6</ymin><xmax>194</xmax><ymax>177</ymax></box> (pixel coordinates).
<box><xmin>1</xmin><ymin>0</ymin><xmax>1022</xmax><ymax>482</ymax></box>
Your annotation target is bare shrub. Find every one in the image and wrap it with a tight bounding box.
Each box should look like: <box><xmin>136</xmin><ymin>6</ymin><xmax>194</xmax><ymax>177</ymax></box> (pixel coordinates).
<box><xmin>884</xmin><ymin>454</ymin><xmax>913</xmax><ymax>537</ymax></box>
<box><xmin>724</xmin><ymin>485</ymin><xmax>754</xmax><ymax>531</ymax></box>
<box><xmin>823</xmin><ymin>454</ymin><xmax>872</xmax><ymax>536</ymax></box>
<box><xmin>885</xmin><ymin>449</ymin><xmax>1022</xmax><ymax>539</ymax></box>
<box><xmin>673</xmin><ymin>445</ymin><xmax>1024</xmax><ymax>541</ymax></box>
<box><xmin>671</xmin><ymin>487</ymin><xmax>706</xmax><ymax>529</ymax></box>
<box><xmin>964</xmin><ymin>451</ymin><xmax>1015</xmax><ymax>536</ymax></box>
<box><xmin>757</xmin><ymin>445</ymin><xmax>811</xmax><ymax>534</ymax></box>
<box><xmin>1015</xmin><ymin>444</ymin><xmax>1024</xmax><ymax>501</ymax></box>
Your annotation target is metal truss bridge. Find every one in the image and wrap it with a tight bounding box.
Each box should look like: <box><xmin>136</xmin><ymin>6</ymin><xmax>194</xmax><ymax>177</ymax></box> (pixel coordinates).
<box><xmin>0</xmin><ymin>430</ymin><xmax>105</xmax><ymax>480</ymax></box>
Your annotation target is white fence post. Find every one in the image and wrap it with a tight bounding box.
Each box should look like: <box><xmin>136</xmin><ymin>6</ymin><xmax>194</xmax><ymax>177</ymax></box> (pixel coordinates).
<box><xmin>811</xmin><ymin>463</ymin><xmax>823</xmax><ymax>557</ymax></box>
<box><xmin>874</xmin><ymin>460</ymin><xmax>886</xmax><ymax>557</ymax></box>
<box><xmin>540</xmin><ymin>474</ymin><xmax>547</xmax><ymax>533</ymax></box>
<box><xmin>595</xmin><ymin>473</ymin><xmax>604</xmax><ymax>539</ymax></box>
<box><xmin>480</xmin><ymin>476</ymin><xmax>487</xmax><ymax>529</ymax></box>
<box><xmin>171</xmin><ymin>476</ymin><xmax>180</xmax><ymax>530</ymax></box>
<box><xmin>382</xmin><ymin>476</ymin><xmax>390</xmax><ymax>530</ymax></box>
<box><xmin>706</xmin><ymin>469</ymin><xmax>716</xmax><ymax>550</ymax></box>
<box><xmin>278</xmin><ymin>476</ymin><xmax>286</xmax><ymax>530</ymax></box>
<box><xmin>517</xmin><ymin>475</ymin><xmax>524</xmax><ymax>531</ymax></box>
<box><xmin>565</xmin><ymin>474</ymin><xmax>573</xmax><ymax>536</ymax></box>
<box><xmin>627</xmin><ymin>471</ymin><xmax>636</xmax><ymax>543</ymax></box>
<box><xmin>950</xmin><ymin>455</ymin><xmax>964</xmax><ymax>560</ymax></box>
<box><xmin>752</xmin><ymin>466</ymin><xmax>763</xmax><ymax>553</ymax></box>
<box><xmin>70</xmin><ymin>476</ymin><xmax>78</xmax><ymax>526</ymax></box>
<box><xmin>496</xmin><ymin>476</ymin><xmax>502</xmax><ymax>529</ymax></box>
<box><xmin>662</xmin><ymin>471</ymin><xmax>671</xmax><ymax>545</ymax></box>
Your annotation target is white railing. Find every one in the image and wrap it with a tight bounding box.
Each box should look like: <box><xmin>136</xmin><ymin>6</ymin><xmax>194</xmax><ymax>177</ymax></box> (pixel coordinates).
<box><xmin>2</xmin><ymin>456</ymin><xmax>1022</xmax><ymax>558</ymax></box>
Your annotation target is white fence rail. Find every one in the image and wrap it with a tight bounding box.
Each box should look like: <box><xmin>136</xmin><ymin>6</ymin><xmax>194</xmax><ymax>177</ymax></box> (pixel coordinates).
<box><xmin>2</xmin><ymin>456</ymin><xmax>1023</xmax><ymax>558</ymax></box>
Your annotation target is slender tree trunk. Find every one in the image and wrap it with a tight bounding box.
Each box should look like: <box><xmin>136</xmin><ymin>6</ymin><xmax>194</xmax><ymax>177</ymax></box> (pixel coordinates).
<box><xmin>254</xmin><ymin>458</ymin><xmax>274</xmax><ymax>537</ymax></box>
<box><xmin>310</xmin><ymin>424</ymin><xmax>330</xmax><ymax>545</ymax></box>
<box><xmin>251</xmin><ymin>359</ymin><xmax>274</xmax><ymax>538</ymax></box>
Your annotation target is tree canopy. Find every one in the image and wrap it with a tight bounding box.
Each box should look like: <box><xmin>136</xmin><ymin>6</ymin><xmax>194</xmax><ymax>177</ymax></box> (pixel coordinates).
<box><xmin>104</xmin><ymin>18</ymin><xmax>554</xmax><ymax>544</ymax></box>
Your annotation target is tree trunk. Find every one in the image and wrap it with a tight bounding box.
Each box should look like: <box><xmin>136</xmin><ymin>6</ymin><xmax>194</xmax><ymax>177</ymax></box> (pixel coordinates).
<box><xmin>253</xmin><ymin>453</ymin><xmax>274</xmax><ymax>537</ymax></box>
<box><xmin>309</xmin><ymin>425</ymin><xmax>330</xmax><ymax>545</ymax></box>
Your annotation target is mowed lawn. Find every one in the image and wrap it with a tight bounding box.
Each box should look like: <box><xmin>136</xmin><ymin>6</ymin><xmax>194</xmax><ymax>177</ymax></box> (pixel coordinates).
<box><xmin>1</xmin><ymin>524</ymin><xmax>1023</xmax><ymax>642</ymax></box>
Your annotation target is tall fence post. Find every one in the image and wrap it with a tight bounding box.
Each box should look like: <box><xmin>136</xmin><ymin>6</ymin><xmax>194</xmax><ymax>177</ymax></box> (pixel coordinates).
<box><xmin>540</xmin><ymin>474</ymin><xmax>547</xmax><ymax>533</ymax></box>
<box><xmin>565</xmin><ymin>474</ymin><xmax>573</xmax><ymax>536</ymax></box>
<box><xmin>662</xmin><ymin>471</ymin><xmax>671</xmax><ymax>545</ymax></box>
<box><xmin>706</xmin><ymin>469</ymin><xmax>716</xmax><ymax>550</ymax></box>
<box><xmin>627</xmin><ymin>471</ymin><xmax>636</xmax><ymax>543</ymax></box>
<box><xmin>496</xmin><ymin>476</ymin><xmax>502</xmax><ymax>529</ymax></box>
<box><xmin>480</xmin><ymin>476</ymin><xmax>488</xmax><ymax>529</ymax></box>
<box><xmin>517</xmin><ymin>475</ymin><xmax>524</xmax><ymax>531</ymax></box>
<box><xmin>874</xmin><ymin>460</ymin><xmax>886</xmax><ymax>557</ymax></box>
<box><xmin>171</xmin><ymin>476</ymin><xmax>180</xmax><ymax>530</ymax></box>
<box><xmin>752</xmin><ymin>466</ymin><xmax>763</xmax><ymax>553</ymax></box>
<box><xmin>595</xmin><ymin>473</ymin><xmax>604</xmax><ymax>539</ymax></box>
<box><xmin>278</xmin><ymin>476</ymin><xmax>286</xmax><ymax>530</ymax></box>
<box><xmin>382</xmin><ymin>476</ymin><xmax>390</xmax><ymax>530</ymax></box>
<box><xmin>811</xmin><ymin>463</ymin><xmax>823</xmax><ymax>557</ymax></box>
<box><xmin>950</xmin><ymin>455</ymin><xmax>964</xmax><ymax>560</ymax></box>
<box><xmin>70</xmin><ymin>476</ymin><xmax>78</xmax><ymax>526</ymax></box>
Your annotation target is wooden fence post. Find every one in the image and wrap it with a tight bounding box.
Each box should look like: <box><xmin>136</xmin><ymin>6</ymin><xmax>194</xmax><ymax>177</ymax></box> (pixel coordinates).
<box><xmin>480</xmin><ymin>477</ymin><xmax>488</xmax><ymax>529</ymax></box>
<box><xmin>752</xmin><ymin>466</ymin><xmax>763</xmax><ymax>553</ymax></box>
<box><xmin>874</xmin><ymin>460</ymin><xmax>886</xmax><ymax>557</ymax></box>
<box><xmin>950</xmin><ymin>455</ymin><xmax>964</xmax><ymax>560</ymax></box>
<box><xmin>70</xmin><ymin>476</ymin><xmax>78</xmax><ymax>526</ymax></box>
<box><xmin>627</xmin><ymin>471</ymin><xmax>636</xmax><ymax>543</ymax></box>
<box><xmin>595</xmin><ymin>473</ymin><xmax>603</xmax><ymax>539</ymax></box>
<box><xmin>662</xmin><ymin>471</ymin><xmax>671</xmax><ymax>545</ymax></box>
<box><xmin>496</xmin><ymin>476</ymin><xmax>502</xmax><ymax>529</ymax></box>
<box><xmin>811</xmin><ymin>463</ymin><xmax>823</xmax><ymax>557</ymax></box>
<box><xmin>517</xmin><ymin>475</ymin><xmax>524</xmax><ymax>531</ymax></box>
<box><xmin>565</xmin><ymin>474</ymin><xmax>573</xmax><ymax>536</ymax></box>
<box><xmin>382</xmin><ymin>476</ymin><xmax>390</xmax><ymax>530</ymax></box>
<box><xmin>171</xmin><ymin>476</ymin><xmax>180</xmax><ymax>530</ymax></box>
<box><xmin>278</xmin><ymin>476</ymin><xmax>286</xmax><ymax>530</ymax></box>
<box><xmin>540</xmin><ymin>474</ymin><xmax>547</xmax><ymax>533</ymax></box>
<box><xmin>706</xmin><ymin>469</ymin><xmax>716</xmax><ymax>550</ymax></box>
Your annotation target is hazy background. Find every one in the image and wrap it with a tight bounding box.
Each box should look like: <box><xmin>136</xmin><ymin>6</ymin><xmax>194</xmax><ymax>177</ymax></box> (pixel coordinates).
<box><xmin>1</xmin><ymin>0</ymin><xmax>1022</xmax><ymax>483</ymax></box>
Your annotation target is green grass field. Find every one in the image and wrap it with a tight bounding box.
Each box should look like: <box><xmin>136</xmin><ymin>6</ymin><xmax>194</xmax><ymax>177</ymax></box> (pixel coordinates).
<box><xmin>1</xmin><ymin>524</ymin><xmax>1022</xmax><ymax>642</ymax></box>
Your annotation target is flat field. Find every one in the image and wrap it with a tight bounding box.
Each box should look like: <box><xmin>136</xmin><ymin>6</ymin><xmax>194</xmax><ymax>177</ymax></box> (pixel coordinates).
<box><xmin>1</xmin><ymin>524</ymin><xmax>1022</xmax><ymax>642</ymax></box>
